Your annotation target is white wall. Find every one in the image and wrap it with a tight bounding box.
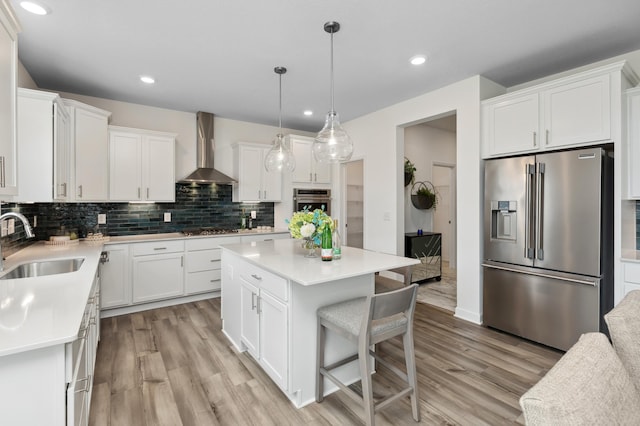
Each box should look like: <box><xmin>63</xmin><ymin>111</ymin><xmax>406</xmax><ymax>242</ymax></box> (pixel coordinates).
<box><xmin>342</xmin><ymin>75</ymin><xmax>503</xmax><ymax>324</ymax></box>
<box><xmin>404</xmin><ymin>123</ymin><xmax>456</xmax><ymax>233</ymax></box>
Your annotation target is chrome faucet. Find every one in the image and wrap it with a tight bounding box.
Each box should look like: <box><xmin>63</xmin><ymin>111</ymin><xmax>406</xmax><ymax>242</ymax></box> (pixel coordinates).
<box><xmin>0</xmin><ymin>212</ymin><xmax>35</xmax><ymax>272</ymax></box>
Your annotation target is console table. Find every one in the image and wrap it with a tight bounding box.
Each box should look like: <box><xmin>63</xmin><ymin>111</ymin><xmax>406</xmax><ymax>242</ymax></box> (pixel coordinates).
<box><xmin>405</xmin><ymin>232</ymin><xmax>442</xmax><ymax>283</ymax></box>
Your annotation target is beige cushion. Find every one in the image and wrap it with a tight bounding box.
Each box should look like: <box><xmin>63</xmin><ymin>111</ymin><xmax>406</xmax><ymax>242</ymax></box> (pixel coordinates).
<box><xmin>605</xmin><ymin>290</ymin><xmax>640</xmax><ymax>392</ymax></box>
<box><xmin>519</xmin><ymin>333</ymin><xmax>640</xmax><ymax>425</ymax></box>
<box><xmin>317</xmin><ymin>297</ymin><xmax>408</xmax><ymax>338</ymax></box>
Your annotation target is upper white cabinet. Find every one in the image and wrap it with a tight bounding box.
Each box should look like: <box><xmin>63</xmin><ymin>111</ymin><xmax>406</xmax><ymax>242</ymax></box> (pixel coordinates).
<box><xmin>482</xmin><ymin>62</ymin><xmax>633</xmax><ymax>158</ymax></box>
<box><xmin>109</xmin><ymin>126</ymin><xmax>176</xmax><ymax>202</ymax></box>
<box><xmin>64</xmin><ymin>99</ymin><xmax>111</xmax><ymax>201</ymax></box>
<box><xmin>0</xmin><ymin>2</ymin><xmax>20</xmax><ymax>197</ymax></box>
<box><xmin>625</xmin><ymin>87</ymin><xmax>640</xmax><ymax>198</ymax></box>
<box><xmin>288</xmin><ymin>135</ymin><xmax>331</xmax><ymax>185</ymax></box>
<box><xmin>232</xmin><ymin>142</ymin><xmax>282</xmax><ymax>202</ymax></box>
<box><xmin>15</xmin><ymin>89</ymin><xmax>71</xmax><ymax>202</ymax></box>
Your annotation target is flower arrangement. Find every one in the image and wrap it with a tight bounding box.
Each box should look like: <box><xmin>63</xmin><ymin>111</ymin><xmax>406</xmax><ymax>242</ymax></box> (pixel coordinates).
<box><xmin>286</xmin><ymin>206</ymin><xmax>333</xmax><ymax>248</ymax></box>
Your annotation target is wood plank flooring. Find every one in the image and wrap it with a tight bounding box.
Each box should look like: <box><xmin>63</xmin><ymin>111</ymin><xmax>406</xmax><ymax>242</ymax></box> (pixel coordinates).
<box><xmin>90</xmin><ymin>299</ymin><xmax>562</xmax><ymax>426</ymax></box>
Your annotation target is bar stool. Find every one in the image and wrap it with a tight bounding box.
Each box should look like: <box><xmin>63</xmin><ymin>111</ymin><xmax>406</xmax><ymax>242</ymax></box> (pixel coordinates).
<box><xmin>316</xmin><ymin>284</ymin><xmax>420</xmax><ymax>425</ymax></box>
<box><xmin>375</xmin><ymin>265</ymin><xmax>412</xmax><ymax>293</ymax></box>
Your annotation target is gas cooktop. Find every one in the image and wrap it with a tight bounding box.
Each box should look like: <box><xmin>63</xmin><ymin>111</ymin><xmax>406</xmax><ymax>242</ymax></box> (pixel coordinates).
<box><xmin>181</xmin><ymin>227</ymin><xmax>240</xmax><ymax>237</ymax></box>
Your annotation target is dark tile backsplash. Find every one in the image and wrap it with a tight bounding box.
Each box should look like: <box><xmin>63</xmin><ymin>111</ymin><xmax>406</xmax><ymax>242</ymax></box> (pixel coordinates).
<box><xmin>0</xmin><ymin>183</ymin><xmax>274</xmax><ymax>257</ymax></box>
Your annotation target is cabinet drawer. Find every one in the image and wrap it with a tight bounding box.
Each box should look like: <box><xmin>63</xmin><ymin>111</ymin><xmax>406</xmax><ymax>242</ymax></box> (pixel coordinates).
<box><xmin>187</xmin><ymin>249</ymin><xmax>221</xmax><ymax>272</ymax></box>
<box><xmin>185</xmin><ymin>236</ymin><xmax>241</xmax><ymax>250</ymax></box>
<box><xmin>240</xmin><ymin>263</ymin><xmax>288</xmax><ymax>301</ymax></box>
<box><xmin>186</xmin><ymin>270</ymin><xmax>222</xmax><ymax>294</ymax></box>
<box><xmin>623</xmin><ymin>262</ymin><xmax>640</xmax><ymax>284</ymax></box>
<box><xmin>132</xmin><ymin>240</ymin><xmax>184</xmax><ymax>256</ymax></box>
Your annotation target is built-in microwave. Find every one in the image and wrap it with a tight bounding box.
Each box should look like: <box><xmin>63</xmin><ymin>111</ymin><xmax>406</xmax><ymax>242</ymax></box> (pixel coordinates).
<box><xmin>293</xmin><ymin>188</ymin><xmax>331</xmax><ymax>215</ymax></box>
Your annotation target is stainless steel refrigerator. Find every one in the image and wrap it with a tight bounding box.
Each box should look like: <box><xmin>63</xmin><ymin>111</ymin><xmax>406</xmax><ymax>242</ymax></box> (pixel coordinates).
<box><xmin>482</xmin><ymin>146</ymin><xmax>613</xmax><ymax>351</ymax></box>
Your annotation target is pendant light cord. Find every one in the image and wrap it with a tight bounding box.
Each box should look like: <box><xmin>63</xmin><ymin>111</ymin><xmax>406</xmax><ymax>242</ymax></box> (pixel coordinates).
<box><xmin>330</xmin><ymin>30</ymin><xmax>335</xmax><ymax>114</ymax></box>
<box><xmin>278</xmin><ymin>71</ymin><xmax>283</xmax><ymax>130</ymax></box>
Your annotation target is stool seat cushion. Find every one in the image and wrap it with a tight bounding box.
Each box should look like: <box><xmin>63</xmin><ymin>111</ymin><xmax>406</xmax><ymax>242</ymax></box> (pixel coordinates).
<box><xmin>317</xmin><ymin>297</ymin><xmax>408</xmax><ymax>338</ymax></box>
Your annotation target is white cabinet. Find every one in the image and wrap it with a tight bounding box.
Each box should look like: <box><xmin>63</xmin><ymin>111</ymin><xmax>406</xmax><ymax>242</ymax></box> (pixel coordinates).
<box><xmin>233</xmin><ymin>142</ymin><xmax>282</xmax><ymax>202</ymax></box>
<box><xmin>0</xmin><ymin>270</ymin><xmax>100</xmax><ymax>426</ymax></box>
<box><xmin>64</xmin><ymin>99</ymin><xmax>111</xmax><ymax>201</ymax></box>
<box><xmin>131</xmin><ymin>240</ymin><xmax>184</xmax><ymax>304</ymax></box>
<box><xmin>288</xmin><ymin>135</ymin><xmax>331</xmax><ymax>185</ymax></box>
<box><xmin>625</xmin><ymin>87</ymin><xmax>640</xmax><ymax>198</ymax></box>
<box><xmin>0</xmin><ymin>2</ymin><xmax>19</xmax><ymax>197</ymax></box>
<box><xmin>621</xmin><ymin>261</ymin><xmax>640</xmax><ymax>297</ymax></box>
<box><xmin>482</xmin><ymin>63</ymin><xmax>625</xmax><ymax>158</ymax></box>
<box><xmin>185</xmin><ymin>236</ymin><xmax>240</xmax><ymax>295</ymax></box>
<box><xmin>100</xmin><ymin>244</ymin><xmax>131</xmax><ymax>309</ymax></box>
<box><xmin>15</xmin><ymin>88</ymin><xmax>71</xmax><ymax>202</ymax></box>
<box><xmin>236</xmin><ymin>257</ymin><xmax>289</xmax><ymax>390</ymax></box>
<box><xmin>109</xmin><ymin>126</ymin><xmax>176</xmax><ymax>202</ymax></box>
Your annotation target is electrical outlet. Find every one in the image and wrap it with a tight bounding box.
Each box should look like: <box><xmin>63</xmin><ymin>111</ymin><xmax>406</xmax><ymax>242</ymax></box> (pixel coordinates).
<box><xmin>164</xmin><ymin>212</ymin><xmax>171</xmax><ymax>222</ymax></box>
<box><xmin>33</xmin><ymin>215</ymin><xmax>37</xmax><ymax>228</ymax></box>
<box><xmin>251</xmin><ymin>210</ymin><xmax>257</xmax><ymax>219</ymax></box>
<box><xmin>8</xmin><ymin>218</ymin><xmax>15</xmax><ymax>234</ymax></box>
<box><xmin>98</xmin><ymin>214</ymin><xmax>107</xmax><ymax>225</ymax></box>
<box><xmin>383</xmin><ymin>212</ymin><xmax>391</xmax><ymax>221</ymax></box>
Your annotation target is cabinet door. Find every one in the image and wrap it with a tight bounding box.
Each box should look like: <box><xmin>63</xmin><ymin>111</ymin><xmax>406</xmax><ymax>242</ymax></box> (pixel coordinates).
<box><xmin>262</xmin><ymin>147</ymin><xmax>282</xmax><ymax>201</ymax></box>
<box><xmin>628</xmin><ymin>90</ymin><xmax>640</xmax><ymax>198</ymax></box>
<box><xmin>240</xmin><ymin>277</ymin><xmax>259</xmax><ymax>358</ymax></box>
<box><xmin>291</xmin><ymin>139</ymin><xmax>312</xmax><ymax>183</ymax></box>
<box><xmin>484</xmin><ymin>93</ymin><xmax>540</xmax><ymax>156</ymax></box>
<box><xmin>100</xmin><ymin>244</ymin><xmax>131</xmax><ymax>309</ymax></box>
<box><xmin>132</xmin><ymin>253</ymin><xmax>184</xmax><ymax>303</ymax></box>
<box><xmin>259</xmin><ymin>290</ymin><xmax>288</xmax><ymax>390</ymax></box>
<box><xmin>543</xmin><ymin>74</ymin><xmax>611</xmax><ymax>149</ymax></box>
<box><xmin>109</xmin><ymin>132</ymin><xmax>141</xmax><ymax>201</ymax></box>
<box><xmin>74</xmin><ymin>108</ymin><xmax>109</xmax><ymax>200</ymax></box>
<box><xmin>0</xmin><ymin>13</ymin><xmax>18</xmax><ymax>196</ymax></box>
<box><xmin>143</xmin><ymin>135</ymin><xmax>175</xmax><ymax>201</ymax></box>
<box><xmin>313</xmin><ymin>159</ymin><xmax>331</xmax><ymax>184</ymax></box>
<box><xmin>54</xmin><ymin>102</ymin><xmax>71</xmax><ymax>201</ymax></box>
<box><xmin>238</xmin><ymin>146</ymin><xmax>263</xmax><ymax>200</ymax></box>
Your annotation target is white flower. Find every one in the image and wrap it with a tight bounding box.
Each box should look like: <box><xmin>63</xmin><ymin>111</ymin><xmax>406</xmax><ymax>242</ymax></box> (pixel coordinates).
<box><xmin>300</xmin><ymin>223</ymin><xmax>316</xmax><ymax>238</ymax></box>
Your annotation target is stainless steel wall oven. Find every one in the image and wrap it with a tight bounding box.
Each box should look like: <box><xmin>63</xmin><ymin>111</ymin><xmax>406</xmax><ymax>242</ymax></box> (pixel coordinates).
<box><xmin>293</xmin><ymin>188</ymin><xmax>331</xmax><ymax>215</ymax></box>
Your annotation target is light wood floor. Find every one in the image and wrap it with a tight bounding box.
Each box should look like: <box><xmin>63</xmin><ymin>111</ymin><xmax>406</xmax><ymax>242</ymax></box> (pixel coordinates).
<box><xmin>90</xmin><ymin>299</ymin><xmax>562</xmax><ymax>426</ymax></box>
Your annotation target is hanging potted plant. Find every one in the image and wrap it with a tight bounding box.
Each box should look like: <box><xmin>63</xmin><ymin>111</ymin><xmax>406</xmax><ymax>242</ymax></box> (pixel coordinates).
<box><xmin>411</xmin><ymin>181</ymin><xmax>438</xmax><ymax>210</ymax></box>
<box><xmin>404</xmin><ymin>157</ymin><xmax>416</xmax><ymax>187</ymax></box>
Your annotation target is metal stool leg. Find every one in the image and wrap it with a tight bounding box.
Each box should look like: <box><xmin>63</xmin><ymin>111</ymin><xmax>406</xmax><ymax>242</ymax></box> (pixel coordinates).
<box><xmin>403</xmin><ymin>329</ymin><xmax>420</xmax><ymax>421</ymax></box>
<box><xmin>316</xmin><ymin>320</ymin><xmax>325</xmax><ymax>402</ymax></box>
<box><xmin>359</xmin><ymin>341</ymin><xmax>375</xmax><ymax>426</ymax></box>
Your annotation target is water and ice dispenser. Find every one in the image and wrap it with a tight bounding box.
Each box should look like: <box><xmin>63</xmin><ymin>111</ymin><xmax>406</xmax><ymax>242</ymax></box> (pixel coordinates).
<box><xmin>490</xmin><ymin>200</ymin><xmax>517</xmax><ymax>242</ymax></box>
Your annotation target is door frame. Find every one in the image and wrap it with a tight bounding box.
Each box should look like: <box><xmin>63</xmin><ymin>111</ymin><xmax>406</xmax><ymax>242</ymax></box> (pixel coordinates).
<box><xmin>340</xmin><ymin>156</ymin><xmax>365</xmax><ymax>248</ymax></box>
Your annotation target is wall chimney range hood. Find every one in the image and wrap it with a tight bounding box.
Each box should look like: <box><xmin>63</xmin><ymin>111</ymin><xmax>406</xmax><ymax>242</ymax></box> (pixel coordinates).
<box><xmin>179</xmin><ymin>111</ymin><xmax>237</xmax><ymax>184</ymax></box>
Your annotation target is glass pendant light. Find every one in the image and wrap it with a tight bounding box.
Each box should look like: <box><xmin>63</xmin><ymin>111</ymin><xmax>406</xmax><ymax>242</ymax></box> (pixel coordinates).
<box><xmin>265</xmin><ymin>66</ymin><xmax>296</xmax><ymax>172</ymax></box>
<box><xmin>312</xmin><ymin>21</ymin><xmax>353</xmax><ymax>164</ymax></box>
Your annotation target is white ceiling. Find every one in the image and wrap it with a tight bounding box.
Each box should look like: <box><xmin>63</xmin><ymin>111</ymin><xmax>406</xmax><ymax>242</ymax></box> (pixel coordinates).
<box><xmin>12</xmin><ymin>0</ymin><xmax>640</xmax><ymax>132</ymax></box>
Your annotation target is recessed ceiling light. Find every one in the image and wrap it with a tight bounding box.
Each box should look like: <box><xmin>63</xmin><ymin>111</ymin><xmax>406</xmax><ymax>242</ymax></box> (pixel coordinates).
<box><xmin>20</xmin><ymin>1</ymin><xmax>49</xmax><ymax>15</ymax></box>
<box><xmin>140</xmin><ymin>75</ymin><xmax>155</xmax><ymax>84</ymax></box>
<box><xmin>410</xmin><ymin>55</ymin><xmax>426</xmax><ymax>66</ymax></box>
<box><xmin>303</xmin><ymin>110</ymin><xmax>313</xmax><ymax>116</ymax></box>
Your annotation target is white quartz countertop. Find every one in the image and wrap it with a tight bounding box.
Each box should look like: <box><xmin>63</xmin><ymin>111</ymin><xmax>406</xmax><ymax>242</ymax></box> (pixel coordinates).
<box><xmin>107</xmin><ymin>229</ymin><xmax>289</xmax><ymax>244</ymax></box>
<box><xmin>221</xmin><ymin>238</ymin><xmax>419</xmax><ymax>286</ymax></box>
<box><xmin>0</xmin><ymin>241</ymin><xmax>104</xmax><ymax>357</ymax></box>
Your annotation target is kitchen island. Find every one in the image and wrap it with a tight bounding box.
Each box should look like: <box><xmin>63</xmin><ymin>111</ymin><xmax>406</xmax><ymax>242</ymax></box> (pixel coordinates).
<box><xmin>221</xmin><ymin>238</ymin><xmax>419</xmax><ymax>408</ymax></box>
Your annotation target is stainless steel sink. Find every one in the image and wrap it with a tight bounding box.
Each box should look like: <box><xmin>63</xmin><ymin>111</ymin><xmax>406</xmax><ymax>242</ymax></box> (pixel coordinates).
<box><xmin>0</xmin><ymin>258</ymin><xmax>84</xmax><ymax>280</ymax></box>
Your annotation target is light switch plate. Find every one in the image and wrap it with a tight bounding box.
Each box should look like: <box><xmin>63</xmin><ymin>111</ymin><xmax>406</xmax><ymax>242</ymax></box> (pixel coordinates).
<box><xmin>251</xmin><ymin>210</ymin><xmax>257</xmax><ymax>219</ymax></box>
<box><xmin>8</xmin><ymin>218</ymin><xmax>15</xmax><ymax>234</ymax></box>
<box><xmin>98</xmin><ymin>214</ymin><xmax>107</xmax><ymax>224</ymax></box>
<box><xmin>1</xmin><ymin>221</ymin><xmax>7</xmax><ymax>237</ymax></box>
<box><xmin>164</xmin><ymin>212</ymin><xmax>171</xmax><ymax>222</ymax></box>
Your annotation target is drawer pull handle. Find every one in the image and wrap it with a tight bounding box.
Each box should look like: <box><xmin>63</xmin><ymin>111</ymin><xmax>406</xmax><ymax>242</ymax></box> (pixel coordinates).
<box><xmin>251</xmin><ymin>274</ymin><xmax>262</xmax><ymax>280</ymax></box>
<box><xmin>154</xmin><ymin>247</ymin><xmax>167</xmax><ymax>251</ymax></box>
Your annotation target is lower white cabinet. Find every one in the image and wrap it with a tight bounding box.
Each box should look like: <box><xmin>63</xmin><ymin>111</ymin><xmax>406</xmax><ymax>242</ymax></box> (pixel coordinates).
<box><xmin>237</xmin><ymin>257</ymin><xmax>289</xmax><ymax>390</ymax></box>
<box><xmin>132</xmin><ymin>240</ymin><xmax>184</xmax><ymax>303</ymax></box>
<box><xmin>100</xmin><ymin>244</ymin><xmax>131</xmax><ymax>309</ymax></box>
<box><xmin>622</xmin><ymin>260</ymin><xmax>640</xmax><ymax>296</ymax></box>
<box><xmin>185</xmin><ymin>236</ymin><xmax>240</xmax><ymax>295</ymax></box>
<box><xmin>0</xmin><ymin>272</ymin><xmax>100</xmax><ymax>426</ymax></box>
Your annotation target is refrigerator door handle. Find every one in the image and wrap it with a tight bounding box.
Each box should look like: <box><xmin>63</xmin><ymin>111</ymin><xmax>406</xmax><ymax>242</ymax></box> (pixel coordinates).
<box><xmin>525</xmin><ymin>164</ymin><xmax>536</xmax><ymax>259</ymax></box>
<box><xmin>482</xmin><ymin>262</ymin><xmax>598</xmax><ymax>286</ymax></box>
<box><xmin>536</xmin><ymin>162</ymin><xmax>545</xmax><ymax>260</ymax></box>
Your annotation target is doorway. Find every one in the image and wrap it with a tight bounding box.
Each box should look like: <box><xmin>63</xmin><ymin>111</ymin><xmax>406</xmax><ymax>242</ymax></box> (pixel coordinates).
<box><xmin>343</xmin><ymin>159</ymin><xmax>364</xmax><ymax>248</ymax></box>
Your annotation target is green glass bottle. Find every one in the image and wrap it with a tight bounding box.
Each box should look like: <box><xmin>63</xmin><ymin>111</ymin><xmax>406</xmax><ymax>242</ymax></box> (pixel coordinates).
<box><xmin>321</xmin><ymin>224</ymin><xmax>333</xmax><ymax>261</ymax></box>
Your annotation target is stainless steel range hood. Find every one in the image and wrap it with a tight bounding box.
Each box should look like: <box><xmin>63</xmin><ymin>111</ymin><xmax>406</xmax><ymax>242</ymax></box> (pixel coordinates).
<box><xmin>179</xmin><ymin>111</ymin><xmax>237</xmax><ymax>184</ymax></box>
